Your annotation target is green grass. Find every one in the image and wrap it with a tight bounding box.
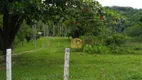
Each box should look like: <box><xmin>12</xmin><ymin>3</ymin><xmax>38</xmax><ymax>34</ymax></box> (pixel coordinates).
<box><xmin>12</xmin><ymin>38</ymin><xmax>46</xmax><ymax>53</ymax></box>
<box><xmin>0</xmin><ymin>37</ymin><xmax>142</xmax><ymax>80</ymax></box>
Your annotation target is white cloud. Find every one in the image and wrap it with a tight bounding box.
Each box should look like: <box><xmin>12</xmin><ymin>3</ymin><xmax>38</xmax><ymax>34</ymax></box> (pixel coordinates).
<box><xmin>97</xmin><ymin>0</ymin><xmax>142</xmax><ymax>9</ymax></box>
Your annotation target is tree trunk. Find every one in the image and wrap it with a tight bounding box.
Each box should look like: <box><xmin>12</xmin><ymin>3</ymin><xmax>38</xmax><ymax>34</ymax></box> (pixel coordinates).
<box><xmin>72</xmin><ymin>30</ymin><xmax>79</xmax><ymax>38</ymax></box>
<box><xmin>2</xmin><ymin>40</ymin><xmax>12</xmax><ymax>55</ymax></box>
<box><xmin>1</xmin><ymin>7</ymin><xmax>23</xmax><ymax>57</ymax></box>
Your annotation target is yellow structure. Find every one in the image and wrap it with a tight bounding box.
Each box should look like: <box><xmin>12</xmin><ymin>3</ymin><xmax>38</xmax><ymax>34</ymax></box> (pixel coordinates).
<box><xmin>71</xmin><ymin>38</ymin><xmax>82</xmax><ymax>48</ymax></box>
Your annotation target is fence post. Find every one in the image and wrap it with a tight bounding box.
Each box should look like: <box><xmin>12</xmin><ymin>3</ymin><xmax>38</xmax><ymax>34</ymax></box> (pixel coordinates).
<box><xmin>6</xmin><ymin>49</ymin><xmax>12</xmax><ymax>80</ymax></box>
<box><xmin>64</xmin><ymin>48</ymin><xmax>70</xmax><ymax>80</ymax></box>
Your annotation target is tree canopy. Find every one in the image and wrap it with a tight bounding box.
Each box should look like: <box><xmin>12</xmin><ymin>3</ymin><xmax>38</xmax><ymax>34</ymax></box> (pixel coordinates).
<box><xmin>0</xmin><ymin>0</ymin><xmax>106</xmax><ymax>55</ymax></box>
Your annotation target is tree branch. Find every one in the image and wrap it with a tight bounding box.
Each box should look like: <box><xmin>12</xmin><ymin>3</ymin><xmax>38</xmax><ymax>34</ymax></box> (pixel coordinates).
<box><xmin>15</xmin><ymin>16</ymin><xmax>24</xmax><ymax>33</ymax></box>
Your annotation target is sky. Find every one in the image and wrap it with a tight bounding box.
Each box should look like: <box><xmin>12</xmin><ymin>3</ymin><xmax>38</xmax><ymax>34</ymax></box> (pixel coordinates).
<box><xmin>97</xmin><ymin>0</ymin><xmax>142</xmax><ymax>9</ymax></box>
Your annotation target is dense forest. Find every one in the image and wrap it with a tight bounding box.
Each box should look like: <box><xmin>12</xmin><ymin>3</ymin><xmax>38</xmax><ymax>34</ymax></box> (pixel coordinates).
<box><xmin>105</xmin><ymin>6</ymin><xmax>142</xmax><ymax>40</ymax></box>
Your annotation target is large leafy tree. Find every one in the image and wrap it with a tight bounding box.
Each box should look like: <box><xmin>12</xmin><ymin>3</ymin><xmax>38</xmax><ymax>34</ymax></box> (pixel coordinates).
<box><xmin>0</xmin><ymin>0</ymin><xmax>45</xmax><ymax>55</ymax></box>
<box><xmin>0</xmin><ymin>0</ymin><xmax>104</xmax><ymax>56</ymax></box>
<box><xmin>42</xmin><ymin>0</ymin><xmax>105</xmax><ymax>38</ymax></box>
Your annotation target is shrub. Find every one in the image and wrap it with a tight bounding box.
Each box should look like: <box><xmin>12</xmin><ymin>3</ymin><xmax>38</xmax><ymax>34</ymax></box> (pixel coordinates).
<box><xmin>135</xmin><ymin>35</ymin><xmax>142</xmax><ymax>42</ymax></box>
<box><xmin>83</xmin><ymin>45</ymin><xmax>93</xmax><ymax>54</ymax></box>
<box><xmin>105</xmin><ymin>33</ymin><xmax>127</xmax><ymax>45</ymax></box>
<box><xmin>108</xmin><ymin>44</ymin><xmax>136</xmax><ymax>54</ymax></box>
<box><xmin>108</xmin><ymin>44</ymin><xmax>124</xmax><ymax>54</ymax></box>
<box><xmin>83</xmin><ymin>45</ymin><xmax>110</xmax><ymax>54</ymax></box>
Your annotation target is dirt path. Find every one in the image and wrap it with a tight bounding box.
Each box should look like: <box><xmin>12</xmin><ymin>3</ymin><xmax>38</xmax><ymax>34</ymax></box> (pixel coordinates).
<box><xmin>12</xmin><ymin>48</ymin><xmax>43</xmax><ymax>56</ymax></box>
<box><xmin>0</xmin><ymin>48</ymin><xmax>43</xmax><ymax>69</ymax></box>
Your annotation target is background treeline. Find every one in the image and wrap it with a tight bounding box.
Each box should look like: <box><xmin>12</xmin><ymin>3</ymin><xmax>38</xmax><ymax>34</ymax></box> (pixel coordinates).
<box><xmin>105</xmin><ymin>6</ymin><xmax>142</xmax><ymax>41</ymax></box>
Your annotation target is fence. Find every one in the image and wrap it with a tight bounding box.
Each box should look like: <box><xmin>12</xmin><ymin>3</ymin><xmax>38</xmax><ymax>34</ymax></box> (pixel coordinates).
<box><xmin>64</xmin><ymin>48</ymin><xmax>70</xmax><ymax>80</ymax></box>
<box><xmin>0</xmin><ymin>49</ymin><xmax>12</xmax><ymax>80</ymax></box>
<box><xmin>0</xmin><ymin>48</ymin><xmax>71</xmax><ymax>80</ymax></box>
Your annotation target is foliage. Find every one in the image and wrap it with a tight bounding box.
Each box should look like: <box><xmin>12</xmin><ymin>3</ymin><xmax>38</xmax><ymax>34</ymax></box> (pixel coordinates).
<box><xmin>108</xmin><ymin>43</ymin><xmax>138</xmax><ymax>54</ymax></box>
<box><xmin>83</xmin><ymin>45</ymin><xmax>110</xmax><ymax>54</ymax></box>
<box><xmin>80</xmin><ymin>35</ymin><xmax>106</xmax><ymax>46</ymax></box>
<box><xmin>127</xmin><ymin>24</ymin><xmax>142</xmax><ymax>37</ymax></box>
<box><xmin>106</xmin><ymin>6</ymin><xmax>142</xmax><ymax>37</ymax></box>
<box><xmin>16</xmin><ymin>22</ymin><xmax>32</xmax><ymax>42</ymax></box>
<box><xmin>81</xmin><ymin>35</ymin><xmax>98</xmax><ymax>45</ymax></box>
<box><xmin>17</xmin><ymin>25</ymin><xmax>26</xmax><ymax>42</ymax></box>
<box><xmin>135</xmin><ymin>35</ymin><xmax>142</xmax><ymax>42</ymax></box>
<box><xmin>105</xmin><ymin>33</ymin><xmax>127</xmax><ymax>45</ymax></box>
<box><xmin>0</xmin><ymin>0</ymin><xmax>106</xmax><ymax>56</ymax></box>
<box><xmin>0</xmin><ymin>0</ymin><xmax>47</xmax><ymax>55</ymax></box>
<box><xmin>42</xmin><ymin>0</ymin><xmax>106</xmax><ymax>38</ymax></box>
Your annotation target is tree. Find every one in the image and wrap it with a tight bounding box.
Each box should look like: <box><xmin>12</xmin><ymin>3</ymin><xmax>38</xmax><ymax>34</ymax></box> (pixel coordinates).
<box><xmin>16</xmin><ymin>22</ymin><xmax>32</xmax><ymax>44</ymax></box>
<box><xmin>16</xmin><ymin>24</ymin><xmax>25</xmax><ymax>46</ymax></box>
<box><xmin>0</xmin><ymin>0</ymin><xmax>45</xmax><ymax>56</ymax></box>
<box><xmin>45</xmin><ymin>0</ymin><xmax>105</xmax><ymax>38</ymax></box>
<box><xmin>0</xmin><ymin>0</ymin><xmax>104</xmax><ymax>56</ymax></box>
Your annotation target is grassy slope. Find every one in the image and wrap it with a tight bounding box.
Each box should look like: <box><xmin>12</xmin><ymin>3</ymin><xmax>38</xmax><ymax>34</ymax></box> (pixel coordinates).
<box><xmin>0</xmin><ymin>37</ymin><xmax>142</xmax><ymax>80</ymax></box>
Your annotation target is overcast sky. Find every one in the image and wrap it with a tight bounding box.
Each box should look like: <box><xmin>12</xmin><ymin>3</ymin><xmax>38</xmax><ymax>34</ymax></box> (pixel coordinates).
<box><xmin>97</xmin><ymin>0</ymin><xmax>142</xmax><ymax>9</ymax></box>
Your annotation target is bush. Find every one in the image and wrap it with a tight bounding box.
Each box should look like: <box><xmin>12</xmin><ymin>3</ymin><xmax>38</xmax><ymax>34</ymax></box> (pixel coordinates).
<box><xmin>105</xmin><ymin>33</ymin><xmax>127</xmax><ymax>45</ymax></box>
<box><xmin>83</xmin><ymin>45</ymin><xmax>110</xmax><ymax>54</ymax></box>
<box><xmin>108</xmin><ymin>44</ymin><xmax>136</xmax><ymax>54</ymax></box>
<box><xmin>127</xmin><ymin>35</ymin><xmax>142</xmax><ymax>43</ymax></box>
<box><xmin>135</xmin><ymin>35</ymin><xmax>142</xmax><ymax>42</ymax></box>
<box><xmin>83</xmin><ymin>45</ymin><xmax>93</xmax><ymax>54</ymax></box>
<box><xmin>108</xmin><ymin>44</ymin><xmax>124</xmax><ymax>54</ymax></box>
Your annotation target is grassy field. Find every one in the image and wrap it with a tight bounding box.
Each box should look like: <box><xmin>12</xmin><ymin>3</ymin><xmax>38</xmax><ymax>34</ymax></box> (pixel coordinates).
<box><xmin>0</xmin><ymin>37</ymin><xmax>142</xmax><ymax>80</ymax></box>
